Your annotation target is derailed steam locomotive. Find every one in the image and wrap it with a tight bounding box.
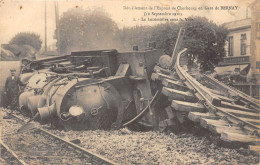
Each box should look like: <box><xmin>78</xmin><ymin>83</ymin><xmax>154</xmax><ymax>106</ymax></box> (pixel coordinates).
<box><xmin>19</xmin><ymin>48</ymin><xmax>166</xmax><ymax>130</ymax></box>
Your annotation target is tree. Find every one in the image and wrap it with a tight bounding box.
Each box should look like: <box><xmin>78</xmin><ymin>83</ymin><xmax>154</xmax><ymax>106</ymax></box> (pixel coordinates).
<box><xmin>182</xmin><ymin>17</ymin><xmax>228</xmax><ymax>71</ymax></box>
<box><xmin>118</xmin><ymin>25</ymin><xmax>153</xmax><ymax>51</ymax></box>
<box><xmin>9</xmin><ymin>32</ymin><xmax>42</xmax><ymax>51</ymax></box>
<box><xmin>149</xmin><ymin>22</ymin><xmax>180</xmax><ymax>55</ymax></box>
<box><xmin>143</xmin><ymin>17</ymin><xmax>228</xmax><ymax>71</ymax></box>
<box><xmin>56</xmin><ymin>8</ymin><xmax>120</xmax><ymax>54</ymax></box>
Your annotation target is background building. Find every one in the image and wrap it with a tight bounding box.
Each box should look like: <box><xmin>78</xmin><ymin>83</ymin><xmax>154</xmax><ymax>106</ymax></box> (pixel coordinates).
<box><xmin>249</xmin><ymin>0</ymin><xmax>260</xmax><ymax>84</ymax></box>
<box><xmin>218</xmin><ymin>0</ymin><xmax>260</xmax><ymax>98</ymax></box>
<box><xmin>222</xmin><ymin>18</ymin><xmax>251</xmax><ymax>65</ymax></box>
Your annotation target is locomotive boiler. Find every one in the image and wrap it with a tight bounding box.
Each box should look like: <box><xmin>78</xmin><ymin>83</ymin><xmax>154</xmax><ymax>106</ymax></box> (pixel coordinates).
<box><xmin>18</xmin><ymin>49</ymin><xmax>165</xmax><ymax>130</ymax></box>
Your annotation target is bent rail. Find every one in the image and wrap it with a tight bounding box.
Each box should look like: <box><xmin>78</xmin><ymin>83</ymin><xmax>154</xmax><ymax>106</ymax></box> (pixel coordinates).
<box><xmin>175</xmin><ymin>49</ymin><xmax>260</xmax><ymax>134</ymax></box>
<box><xmin>204</xmin><ymin>75</ymin><xmax>260</xmax><ymax>111</ymax></box>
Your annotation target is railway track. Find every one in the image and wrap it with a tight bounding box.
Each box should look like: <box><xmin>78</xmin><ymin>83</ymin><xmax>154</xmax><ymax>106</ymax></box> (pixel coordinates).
<box><xmin>152</xmin><ymin>48</ymin><xmax>260</xmax><ymax>153</ymax></box>
<box><xmin>0</xmin><ymin>140</ymin><xmax>27</xmax><ymax>165</ymax></box>
<box><xmin>1</xmin><ymin>113</ymin><xmax>118</xmax><ymax>165</ymax></box>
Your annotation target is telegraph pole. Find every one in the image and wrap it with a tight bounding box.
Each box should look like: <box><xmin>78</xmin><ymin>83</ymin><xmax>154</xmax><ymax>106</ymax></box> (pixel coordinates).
<box><xmin>45</xmin><ymin>0</ymin><xmax>47</xmax><ymax>52</ymax></box>
<box><xmin>55</xmin><ymin>1</ymin><xmax>60</xmax><ymax>55</ymax></box>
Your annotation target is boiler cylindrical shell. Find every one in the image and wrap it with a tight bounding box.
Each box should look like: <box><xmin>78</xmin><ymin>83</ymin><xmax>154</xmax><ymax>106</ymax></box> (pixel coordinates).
<box><xmin>26</xmin><ymin>73</ymin><xmax>48</xmax><ymax>89</ymax></box>
<box><xmin>20</xmin><ymin>72</ymin><xmax>34</xmax><ymax>84</ymax></box>
<box><xmin>58</xmin><ymin>83</ymin><xmax>120</xmax><ymax>130</ymax></box>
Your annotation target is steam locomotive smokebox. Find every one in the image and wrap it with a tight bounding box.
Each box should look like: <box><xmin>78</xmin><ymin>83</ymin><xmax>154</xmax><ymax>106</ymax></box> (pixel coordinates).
<box><xmin>57</xmin><ymin>79</ymin><xmax>120</xmax><ymax>130</ymax></box>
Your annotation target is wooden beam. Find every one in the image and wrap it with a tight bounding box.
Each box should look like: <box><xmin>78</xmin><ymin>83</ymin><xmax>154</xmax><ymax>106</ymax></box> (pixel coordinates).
<box><xmin>212</xmin><ymin>125</ymin><xmax>247</xmax><ymax>135</ymax></box>
<box><xmin>200</xmin><ymin>118</ymin><xmax>247</xmax><ymax>135</ymax></box>
<box><xmin>221</xmin><ymin>101</ymin><xmax>257</xmax><ymax>113</ymax></box>
<box><xmin>218</xmin><ymin>107</ymin><xmax>260</xmax><ymax>120</ymax></box>
<box><xmin>188</xmin><ymin>112</ymin><xmax>219</xmax><ymax>122</ymax></box>
<box><xmin>162</xmin><ymin>78</ymin><xmax>189</xmax><ymax>91</ymax></box>
<box><xmin>162</xmin><ymin>87</ymin><xmax>197</xmax><ymax>102</ymax></box>
<box><xmin>221</xmin><ymin>132</ymin><xmax>260</xmax><ymax>143</ymax></box>
<box><xmin>151</xmin><ymin>72</ymin><xmax>178</xmax><ymax>81</ymax></box>
<box><xmin>200</xmin><ymin>118</ymin><xmax>230</xmax><ymax>129</ymax></box>
<box><xmin>171</xmin><ymin>100</ymin><xmax>205</xmax><ymax>112</ymax></box>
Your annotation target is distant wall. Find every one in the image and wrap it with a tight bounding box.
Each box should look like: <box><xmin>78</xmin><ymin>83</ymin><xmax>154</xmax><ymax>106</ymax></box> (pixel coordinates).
<box><xmin>0</xmin><ymin>61</ymin><xmax>21</xmax><ymax>107</ymax></box>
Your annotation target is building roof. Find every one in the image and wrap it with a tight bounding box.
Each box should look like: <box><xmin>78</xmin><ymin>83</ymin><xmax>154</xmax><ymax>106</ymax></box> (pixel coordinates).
<box><xmin>223</xmin><ymin>18</ymin><xmax>251</xmax><ymax>31</ymax></box>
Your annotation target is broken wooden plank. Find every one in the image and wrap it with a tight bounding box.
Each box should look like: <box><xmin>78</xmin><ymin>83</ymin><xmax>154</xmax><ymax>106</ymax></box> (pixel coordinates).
<box><xmin>200</xmin><ymin>118</ymin><xmax>230</xmax><ymax>129</ymax></box>
<box><xmin>151</xmin><ymin>72</ymin><xmax>178</xmax><ymax>81</ymax></box>
<box><xmin>218</xmin><ymin>107</ymin><xmax>260</xmax><ymax>120</ymax></box>
<box><xmin>162</xmin><ymin>78</ymin><xmax>189</xmax><ymax>91</ymax></box>
<box><xmin>212</xmin><ymin>125</ymin><xmax>248</xmax><ymax>135</ymax></box>
<box><xmin>220</xmin><ymin>101</ymin><xmax>257</xmax><ymax>113</ymax></box>
<box><xmin>221</xmin><ymin>132</ymin><xmax>260</xmax><ymax>144</ymax></box>
<box><xmin>171</xmin><ymin>100</ymin><xmax>205</xmax><ymax>112</ymax></box>
<box><xmin>199</xmin><ymin>118</ymin><xmax>252</xmax><ymax>136</ymax></box>
<box><xmin>188</xmin><ymin>112</ymin><xmax>219</xmax><ymax>122</ymax></box>
<box><xmin>162</xmin><ymin>87</ymin><xmax>197</xmax><ymax>102</ymax></box>
<box><xmin>200</xmin><ymin>118</ymin><xmax>248</xmax><ymax>135</ymax></box>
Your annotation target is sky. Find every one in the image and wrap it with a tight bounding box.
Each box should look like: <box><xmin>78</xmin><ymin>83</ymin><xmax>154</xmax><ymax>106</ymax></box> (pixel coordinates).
<box><xmin>0</xmin><ymin>0</ymin><xmax>254</xmax><ymax>48</ymax></box>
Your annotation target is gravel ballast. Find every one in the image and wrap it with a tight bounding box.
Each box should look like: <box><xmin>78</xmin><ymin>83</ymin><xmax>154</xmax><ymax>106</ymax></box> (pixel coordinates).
<box><xmin>1</xmin><ymin>109</ymin><xmax>259</xmax><ymax>165</ymax></box>
<box><xmin>49</xmin><ymin>128</ymin><xmax>259</xmax><ymax>165</ymax></box>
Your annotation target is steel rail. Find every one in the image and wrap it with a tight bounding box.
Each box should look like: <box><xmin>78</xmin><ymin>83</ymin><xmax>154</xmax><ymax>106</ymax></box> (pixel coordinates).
<box><xmin>204</xmin><ymin>74</ymin><xmax>260</xmax><ymax>111</ymax></box>
<box><xmin>10</xmin><ymin>114</ymin><xmax>119</xmax><ymax>165</ymax></box>
<box><xmin>0</xmin><ymin>140</ymin><xmax>28</xmax><ymax>165</ymax></box>
<box><xmin>175</xmin><ymin>49</ymin><xmax>260</xmax><ymax>133</ymax></box>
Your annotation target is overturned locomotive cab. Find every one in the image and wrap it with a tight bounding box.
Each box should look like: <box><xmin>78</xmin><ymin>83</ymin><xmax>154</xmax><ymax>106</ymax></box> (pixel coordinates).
<box><xmin>19</xmin><ymin>49</ymin><xmax>165</xmax><ymax>130</ymax></box>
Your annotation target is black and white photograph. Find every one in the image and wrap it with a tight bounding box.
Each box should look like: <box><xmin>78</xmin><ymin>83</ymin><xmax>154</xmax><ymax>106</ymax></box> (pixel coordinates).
<box><xmin>0</xmin><ymin>0</ymin><xmax>259</xmax><ymax>164</ymax></box>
